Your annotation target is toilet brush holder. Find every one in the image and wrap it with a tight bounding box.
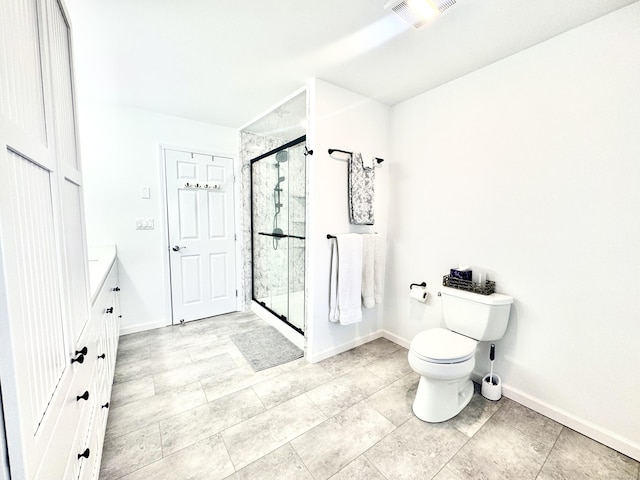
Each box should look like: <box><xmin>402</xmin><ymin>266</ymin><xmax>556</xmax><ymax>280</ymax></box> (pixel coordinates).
<box><xmin>481</xmin><ymin>374</ymin><xmax>502</xmax><ymax>401</ymax></box>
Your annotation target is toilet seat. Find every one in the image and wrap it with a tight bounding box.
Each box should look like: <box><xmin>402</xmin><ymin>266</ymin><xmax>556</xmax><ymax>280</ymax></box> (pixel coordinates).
<box><xmin>410</xmin><ymin>328</ymin><xmax>477</xmax><ymax>364</ymax></box>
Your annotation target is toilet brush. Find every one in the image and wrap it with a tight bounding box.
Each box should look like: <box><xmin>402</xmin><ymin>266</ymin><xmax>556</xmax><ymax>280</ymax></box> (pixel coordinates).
<box><xmin>489</xmin><ymin>343</ymin><xmax>495</xmax><ymax>384</ymax></box>
<box><xmin>481</xmin><ymin>343</ymin><xmax>502</xmax><ymax>400</ymax></box>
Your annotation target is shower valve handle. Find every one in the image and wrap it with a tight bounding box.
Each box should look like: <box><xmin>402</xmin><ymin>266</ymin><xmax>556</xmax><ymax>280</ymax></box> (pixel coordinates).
<box><xmin>172</xmin><ymin>246</ymin><xmax>186</xmax><ymax>252</ymax></box>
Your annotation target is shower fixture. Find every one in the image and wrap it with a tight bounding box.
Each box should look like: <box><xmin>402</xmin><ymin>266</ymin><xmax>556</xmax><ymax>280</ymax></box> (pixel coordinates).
<box><xmin>272</xmin><ymin>150</ymin><xmax>288</xmax><ymax>249</ymax></box>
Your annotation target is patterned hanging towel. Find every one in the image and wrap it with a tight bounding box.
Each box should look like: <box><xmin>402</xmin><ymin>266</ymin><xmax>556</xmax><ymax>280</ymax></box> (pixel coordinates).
<box><xmin>348</xmin><ymin>152</ymin><xmax>375</xmax><ymax>225</ymax></box>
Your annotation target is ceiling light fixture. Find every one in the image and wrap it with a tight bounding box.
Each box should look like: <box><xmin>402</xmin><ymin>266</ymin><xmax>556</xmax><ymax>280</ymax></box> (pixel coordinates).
<box><xmin>384</xmin><ymin>0</ymin><xmax>456</xmax><ymax>29</ymax></box>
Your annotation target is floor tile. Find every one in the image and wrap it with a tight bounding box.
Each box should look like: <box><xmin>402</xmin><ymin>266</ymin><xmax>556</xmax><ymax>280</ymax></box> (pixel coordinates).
<box><xmin>537</xmin><ymin>428</ymin><xmax>639</xmax><ymax>480</ymax></box>
<box><xmin>291</xmin><ymin>400</ymin><xmax>395</xmax><ymax>479</ymax></box>
<box><xmin>201</xmin><ymin>363</ymin><xmax>290</xmax><ymax>402</ymax></box>
<box><xmin>119</xmin><ymin>434</ymin><xmax>234</xmax><ymax>480</ymax></box>
<box><xmin>352</xmin><ymin>337</ymin><xmax>403</xmax><ymax>361</ymax></box>
<box><xmin>159</xmin><ymin>388</ymin><xmax>265</xmax><ymax>456</ymax></box>
<box><xmin>446</xmin><ymin>416</ymin><xmax>552</xmax><ymax>479</ymax></box>
<box><xmin>221</xmin><ymin>394</ymin><xmax>326</xmax><ymax>470</ymax></box>
<box><xmin>153</xmin><ymin>353</ymin><xmax>237</xmax><ymax>393</ymax></box>
<box><xmin>148</xmin><ymin>329</ymin><xmax>220</xmax><ymax>357</ymax></box>
<box><xmin>432</xmin><ymin>466</ymin><xmax>465</xmax><ymax>480</ymax></box>
<box><xmin>115</xmin><ymin>344</ymin><xmax>151</xmax><ymax>366</ymax></box>
<box><xmin>251</xmin><ymin>363</ymin><xmax>334</xmax><ymax>409</ymax></box>
<box><xmin>366</xmin><ymin>416</ymin><xmax>468</xmax><ymax>479</ymax></box>
<box><xmin>105</xmin><ymin>382</ymin><xmax>207</xmax><ymax>440</ymax></box>
<box><xmin>114</xmin><ymin>349</ymin><xmax>192</xmax><ymax>384</ymax></box>
<box><xmin>329</xmin><ymin>456</ymin><xmax>386</xmax><ymax>480</ymax></box>
<box><xmin>364</xmin><ymin>347</ymin><xmax>413</xmax><ymax>383</ymax></box>
<box><xmin>99</xmin><ymin>424</ymin><xmax>162</xmax><ymax>480</ymax></box>
<box><xmin>447</xmin><ymin>386</ymin><xmax>503</xmax><ymax>438</ymax></box>
<box><xmin>187</xmin><ymin>338</ymin><xmax>246</xmax><ymax>365</ymax></box>
<box><xmin>108</xmin><ymin>375</ymin><xmax>155</xmax><ymax>410</ymax></box>
<box><xmin>492</xmin><ymin>398</ymin><xmax>562</xmax><ymax>445</ymax></box>
<box><xmin>306</xmin><ymin>367</ymin><xmax>387</xmax><ymax>417</ymax></box>
<box><xmin>317</xmin><ymin>349</ymin><xmax>369</xmax><ymax>377</ymax></box>
<box><xmin>365</xmin><ymin>372</ymin><xmax>419</xmax><ymax>426</ymax></box>
<box><xmin>226</xmin><ymin>443</ymin><xmax>313</xmax><ymax>480</ymax></box>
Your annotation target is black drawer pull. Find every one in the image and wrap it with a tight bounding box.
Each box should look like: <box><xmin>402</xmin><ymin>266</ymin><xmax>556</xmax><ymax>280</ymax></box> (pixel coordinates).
<box><xmin>70</xmin><ymin>354</ymin><xmax>84</xmax><ymax>365</ymax></box>
<box><xmin>105</xmin><ymin>307</ymin><xmax>114</xmax><ymax>314</ymax></box>
<box><xmin>76</xmin><ymin>391</ymin><xmax>89</xmax><ymax>402</ymax></box>
<box><xmin>112</xmin><ymin>286</ymin><xmax>120</xmax><ymax>292</ymax></box>
<box><xmin>102</xmin><ymin>402</ymin><xmax>110</xmax><ymax>409</ymax></box>
<box><xmin>97</xmin><ymin>353</ymin><xmax>106</xmax><ymax>359</ymax></box>
<box><xmin>77</xmin><ymin>448</ymin><xmax>90</xmax><ymax>460</ymax></box>
<box><xmin>75</xmin><ymin>346</ymin><xmax>88</xmax><ymax>356</ymax></box>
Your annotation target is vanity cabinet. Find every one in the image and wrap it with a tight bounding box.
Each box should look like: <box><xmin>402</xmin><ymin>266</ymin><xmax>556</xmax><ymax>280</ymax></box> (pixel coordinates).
<box><xmin>0</xmin><ymin>0</ymin><xmax>119</xmax><ymax>477</ymax></box>
<box><xmin>62</xmin><ymin>255</ymin><xmax>120</xmax><ymax>480</ymax></box>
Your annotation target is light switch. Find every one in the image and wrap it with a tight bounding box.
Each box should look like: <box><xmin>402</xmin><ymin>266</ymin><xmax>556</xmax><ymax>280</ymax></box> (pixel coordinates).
<box><xmin>141</xmin><ymin>187</ymin><xmax>151</xmax><ymax>199</ymax></box>
<box><xmin>135</xmin><ymin>218</ymin><xmax>155</xmax><ymax>230</ymax></box>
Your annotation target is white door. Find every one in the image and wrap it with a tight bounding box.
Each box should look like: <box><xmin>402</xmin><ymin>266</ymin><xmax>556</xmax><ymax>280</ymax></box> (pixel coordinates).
<box><xmin>164</xmin><ymin>149</ymin><xmax>237</xmax><ymax>323</ymax></box>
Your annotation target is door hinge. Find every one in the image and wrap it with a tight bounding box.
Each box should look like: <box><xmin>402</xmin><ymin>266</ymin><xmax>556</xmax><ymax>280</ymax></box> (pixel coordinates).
<box><xmin>235</xmin><ymin>289</ymin><xmax>238</xmax><ymax>297</ymax></box>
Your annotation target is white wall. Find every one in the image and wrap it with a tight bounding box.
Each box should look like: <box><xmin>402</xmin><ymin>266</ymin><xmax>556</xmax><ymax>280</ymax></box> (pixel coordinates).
<box><xmin>78</xmin><ymin>102</ymin><xmax>237</xmax><ymax>333</ymax></box>
<box><xmin>386</xmin><ymin>3</ymin><xmax>640</xmax><ymax>459</ymax></box>
<box><xmin>306</xmin><ymin>79</ymin><xmax>390</xmax><ymax>362</ymax></box>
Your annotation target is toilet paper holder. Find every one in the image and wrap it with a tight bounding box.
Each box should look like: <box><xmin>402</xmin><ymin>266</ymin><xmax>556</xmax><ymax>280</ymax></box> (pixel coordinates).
<box><xmin>409</xmin><ymin>281</ymin><xmax>426</xmax><ymax>290</ymax></box>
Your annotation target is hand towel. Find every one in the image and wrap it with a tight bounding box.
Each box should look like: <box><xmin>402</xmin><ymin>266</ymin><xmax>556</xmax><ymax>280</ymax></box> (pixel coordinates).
<box><xmin>361</xmin><ymin>234</ymin><xmax>376</xmax><ymax>308</ymax></box>
<box><xmin>329</xmin><ymin>234</ymin><xmax>363</xmax><ymax>325</ymax></box>
<box><xmin>348</xmin><ymin>152</ymin><xmax>375</xmax><ymax>225</ymax></box>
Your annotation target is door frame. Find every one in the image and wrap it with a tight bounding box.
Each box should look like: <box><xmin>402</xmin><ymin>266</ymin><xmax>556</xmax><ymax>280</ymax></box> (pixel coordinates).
<box><xmin>159</xmin><ymin>144</ymin><xmax>242</xmax><ymax>325</ymax></box>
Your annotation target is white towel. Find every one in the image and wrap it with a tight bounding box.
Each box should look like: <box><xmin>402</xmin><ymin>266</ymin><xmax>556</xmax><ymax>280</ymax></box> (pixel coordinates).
<box><xmin>374</xmin><ymin>233</ymin><xmax>386</xmax><ymax>305</ymax></box>
<box><xmin>329</xmin><ymin>234</ymin><xmax>363</xmax><ymax>325</ymax></box>
<box><xmin>361</xmin><ymin>234</ymin><xmax>375</xmax><ymax>308</ymax></box>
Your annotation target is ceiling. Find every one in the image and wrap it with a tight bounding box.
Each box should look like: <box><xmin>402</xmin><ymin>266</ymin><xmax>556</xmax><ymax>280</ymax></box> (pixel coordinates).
<box><xmin>66</xmin><ymin>0</ymin><xmax>638</xmax><ymax>128</ymax></box>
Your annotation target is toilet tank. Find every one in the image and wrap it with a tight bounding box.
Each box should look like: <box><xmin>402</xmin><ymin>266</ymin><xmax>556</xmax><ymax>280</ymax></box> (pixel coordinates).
<box><xmin>441</xmin><ymin>286</ymin><xmax>513</xmax><ymax>341</ymax></box>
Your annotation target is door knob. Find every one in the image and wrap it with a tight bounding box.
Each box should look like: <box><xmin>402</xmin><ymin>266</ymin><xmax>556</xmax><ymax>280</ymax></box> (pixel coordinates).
<box><xmin>172</xmin><ymin>245</ymin><xmax>186</xmax><ymax>252</ymax></box>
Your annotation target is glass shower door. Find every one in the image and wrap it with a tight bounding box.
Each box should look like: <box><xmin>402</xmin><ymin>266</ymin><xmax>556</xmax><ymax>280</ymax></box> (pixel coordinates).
<box><xmin>251</xmin><ymin>136</ymin><xmax>306</xmax><ymax>334</ymax></box>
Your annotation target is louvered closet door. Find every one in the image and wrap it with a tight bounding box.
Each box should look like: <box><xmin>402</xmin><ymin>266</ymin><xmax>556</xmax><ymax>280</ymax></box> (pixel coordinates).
<box><xmin>0</xmin><ymin>0</ymin><xmax>90</xmax><ymax>478</ymax></box>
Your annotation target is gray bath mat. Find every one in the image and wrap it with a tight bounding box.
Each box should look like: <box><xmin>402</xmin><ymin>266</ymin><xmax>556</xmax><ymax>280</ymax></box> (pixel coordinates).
<box><xmin>230</xmin><ymin>326</ymin><xmax>303</xmax><ymax>371</ymax></box>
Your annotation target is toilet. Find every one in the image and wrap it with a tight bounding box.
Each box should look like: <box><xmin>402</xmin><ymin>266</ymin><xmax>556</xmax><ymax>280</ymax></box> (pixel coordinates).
<box><xmin>408</xmin><ymin>286</ymin><xmax>513</xmax><ymax>422</ymax></box>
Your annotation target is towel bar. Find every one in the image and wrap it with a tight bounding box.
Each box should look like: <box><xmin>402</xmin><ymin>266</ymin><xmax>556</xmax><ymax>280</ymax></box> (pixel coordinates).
<box><xmin>328</xmin><ymin>148</ymin><xmax>384</xmax><ymax>165</ymax></box>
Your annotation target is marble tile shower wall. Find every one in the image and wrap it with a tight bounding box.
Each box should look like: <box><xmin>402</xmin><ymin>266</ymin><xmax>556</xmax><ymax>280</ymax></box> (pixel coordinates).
<box><xmin>240</xmin><ymin>131</ymin><xmax>285</xmax><ymax>308</ymax></box>
<box><xmin>239</xmin><ymin>132</ymin><xmax>306</xmax><ymax>308</ymax></box>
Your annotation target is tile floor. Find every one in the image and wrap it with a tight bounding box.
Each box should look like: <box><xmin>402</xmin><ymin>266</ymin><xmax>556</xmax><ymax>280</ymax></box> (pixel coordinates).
<box><xmin>100</xmin><ymin>312</ymin><xmax>639</xmax><ymax>480</ymax></box>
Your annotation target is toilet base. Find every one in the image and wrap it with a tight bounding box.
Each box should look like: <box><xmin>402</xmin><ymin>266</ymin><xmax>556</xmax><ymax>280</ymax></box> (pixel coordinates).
<box><xmin>412</xmin><ymin>375</ymin><xmax>474</xmax><ymax>423</ymax></box>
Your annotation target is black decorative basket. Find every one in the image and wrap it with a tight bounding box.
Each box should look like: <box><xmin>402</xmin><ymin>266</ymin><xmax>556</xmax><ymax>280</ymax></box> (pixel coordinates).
<box><xmin>442</xmin><ymin>275</ymin><xmax>495</xmax><ymax>295</ymax></box>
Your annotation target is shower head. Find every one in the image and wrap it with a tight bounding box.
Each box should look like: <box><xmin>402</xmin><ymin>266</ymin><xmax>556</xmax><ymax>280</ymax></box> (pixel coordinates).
<box><xmin>275</xmin><ymin>151</ymin><xmax>288</xmax><ymax>163</ymax></box>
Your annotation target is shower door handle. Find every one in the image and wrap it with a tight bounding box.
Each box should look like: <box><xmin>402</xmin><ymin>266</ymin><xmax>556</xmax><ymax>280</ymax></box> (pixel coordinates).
<box><xmin>172</xmin><ymin>245</ymin><xmax>186</xmax><ymax>252</ymax></box>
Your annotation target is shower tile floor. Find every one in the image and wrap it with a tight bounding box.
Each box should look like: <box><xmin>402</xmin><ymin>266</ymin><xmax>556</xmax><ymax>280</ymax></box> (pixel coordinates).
<box><xmin>100</xmin><ymin>312</ymin><xmax>639</xmax><ymax>480</ymax></box>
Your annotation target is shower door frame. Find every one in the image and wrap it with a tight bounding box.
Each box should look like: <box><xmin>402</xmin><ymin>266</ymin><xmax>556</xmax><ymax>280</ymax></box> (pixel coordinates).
<box><xmin>250</xmin><ymin>135</ymin><xmax>306</xmax><ymax>335</ymax></box>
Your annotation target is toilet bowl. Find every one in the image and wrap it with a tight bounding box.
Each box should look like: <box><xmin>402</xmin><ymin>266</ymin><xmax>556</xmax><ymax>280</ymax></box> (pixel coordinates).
<box><xmin>408</xmin><ymin>328</ymin><xmax>477</xmax><ymax>422</ymax></box>
<box><xmin>408</xmin><ymin>286</ymin><xmax>513</xmax><ymax>423</ymax></box>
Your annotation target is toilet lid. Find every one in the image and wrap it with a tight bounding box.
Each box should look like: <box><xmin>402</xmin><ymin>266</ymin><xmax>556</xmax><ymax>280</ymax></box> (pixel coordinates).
<box><xmin>410</xmin><ymin>328</ymin><xmax>477</xmax><ymax>364</ymax></box>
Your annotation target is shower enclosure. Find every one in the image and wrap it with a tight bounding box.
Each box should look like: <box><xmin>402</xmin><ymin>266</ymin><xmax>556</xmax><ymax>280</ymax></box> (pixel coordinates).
<box><xmin>251</xmin><ymin>135</ymin><xmax>306</xmax><ymax>334</ymax></box>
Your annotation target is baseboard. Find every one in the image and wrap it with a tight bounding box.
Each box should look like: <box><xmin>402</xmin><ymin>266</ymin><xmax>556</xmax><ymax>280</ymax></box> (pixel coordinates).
<box><xmin>307</xmin><ymin>330</ymin><xmax>384</xmax><ymax>363</ymax></box>
<box><xmin>380</xmin><ymin>329</ymin><xmax>410</xmax><ymax>349</ymax></box>
<box><xmin>501</xmin><ymin>384</ymin><xmax>640</xmax><ymax>462</ymax></box>
<box><xmin>119</xmin><ymin>319</ymin><xmax>169</xmax><ymax>336</ymax></box>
